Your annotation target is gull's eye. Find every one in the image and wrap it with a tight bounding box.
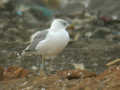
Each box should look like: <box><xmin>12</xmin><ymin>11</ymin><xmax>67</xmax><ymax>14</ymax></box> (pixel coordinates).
<box><xmin>62</xmin><ymin>22</ymin><xmax>67</xmax><ymax>26</ymax></box>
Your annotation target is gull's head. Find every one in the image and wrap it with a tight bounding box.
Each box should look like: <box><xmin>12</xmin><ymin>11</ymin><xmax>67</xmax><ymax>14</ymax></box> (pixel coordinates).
<box><xmin>50</xmin><ymin>19</ymin><xmax>70</xmax><ymax>31</ymax></box>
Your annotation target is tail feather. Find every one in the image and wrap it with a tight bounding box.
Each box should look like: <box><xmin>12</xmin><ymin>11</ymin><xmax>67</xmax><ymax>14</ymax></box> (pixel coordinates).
<box><xmin>21</xmin><ymin>44</ymin><xmax>36</xmax><ymax>56</ymax></box>
<box><xmin>21</xmin><ymin>45</ymin><xmax>31</xmax><ymax>56</ymax></box>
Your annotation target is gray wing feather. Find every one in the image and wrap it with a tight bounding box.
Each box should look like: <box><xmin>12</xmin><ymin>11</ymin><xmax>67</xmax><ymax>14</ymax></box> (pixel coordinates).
<box><xmin>25</xmin><ymin>29</ymin><xmax>49</xmax><ymax>51</ymax></box>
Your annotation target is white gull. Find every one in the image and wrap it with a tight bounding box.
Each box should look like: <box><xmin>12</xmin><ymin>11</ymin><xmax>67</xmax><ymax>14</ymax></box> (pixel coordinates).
<box><xmin>22</xmin><ymin>19</ymin><xmax>70</xmax><ymax>70</ymax></box>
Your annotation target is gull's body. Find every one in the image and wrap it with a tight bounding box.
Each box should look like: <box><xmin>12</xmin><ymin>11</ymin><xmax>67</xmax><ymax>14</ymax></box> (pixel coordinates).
<box><xmin>36</xmin><ymin>29</ymin><xmax>69</xmax><ymax>57</ymax></box>
<box><xmin>23</xmin><ymin>19</ymin><xmax>70</xmax><ymax>70</ymax></box>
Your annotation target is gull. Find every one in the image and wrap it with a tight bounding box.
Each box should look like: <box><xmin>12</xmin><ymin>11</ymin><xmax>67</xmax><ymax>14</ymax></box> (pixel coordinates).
<box><xmin>22</xmin><ymin>19</ymin><xmax>70</xmax><ymax>70</ymax></box>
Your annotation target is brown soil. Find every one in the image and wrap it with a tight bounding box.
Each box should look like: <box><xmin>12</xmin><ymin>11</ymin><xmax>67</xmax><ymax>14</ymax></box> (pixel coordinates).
<box><xmin>0</xmin><ymin>65</ymin><xmax>120</xmax><ymax>90</ymax></box>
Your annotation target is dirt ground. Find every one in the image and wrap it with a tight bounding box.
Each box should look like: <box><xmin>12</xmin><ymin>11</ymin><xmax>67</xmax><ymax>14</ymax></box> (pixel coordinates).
<box><xmin>0</xmin><ymin>65</ymin><xmax>120</xmax><ymax>90</ymax></box>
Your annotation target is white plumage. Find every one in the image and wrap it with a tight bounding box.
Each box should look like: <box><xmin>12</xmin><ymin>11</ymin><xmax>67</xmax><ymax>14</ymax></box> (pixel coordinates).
<box><xmin>23</xmin><ymin>19</ymin><xmax>70</xmax><ymax>70</ymax></box>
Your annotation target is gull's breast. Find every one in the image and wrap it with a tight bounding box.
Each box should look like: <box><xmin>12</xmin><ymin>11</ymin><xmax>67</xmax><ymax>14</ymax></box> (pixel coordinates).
<box><xmin>35</xmin><ymin>30</ymin><xmax>70</xmax><ymax>56</ymax></box>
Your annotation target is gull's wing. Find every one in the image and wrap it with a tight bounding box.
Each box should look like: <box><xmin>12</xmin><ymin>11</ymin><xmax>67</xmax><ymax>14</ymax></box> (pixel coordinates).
<box><xmin>25</xmin><ymin>29</ymin><xmax>49</xmax><ymax>51</ymax></box>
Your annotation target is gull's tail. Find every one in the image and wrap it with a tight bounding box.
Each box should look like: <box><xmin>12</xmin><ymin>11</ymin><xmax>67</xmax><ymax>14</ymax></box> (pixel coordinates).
<box><xmin>21</xmin><ymin>45</ymin><xmax>32</xmax><ymax>56</ymax></box>
<box><xmin>16</xmin><ymin>45</ymin><xmax>32</xmax><ymax>60</ymax></box>
<box><xmin>20</xmin><ymin>43</ymin><xmax>37</xmax><ymax>58</ymax></box>
<box><xmin>16</xmin><ymin>45</ymin><xmax>33</xmax><ymax>64</ymax></box>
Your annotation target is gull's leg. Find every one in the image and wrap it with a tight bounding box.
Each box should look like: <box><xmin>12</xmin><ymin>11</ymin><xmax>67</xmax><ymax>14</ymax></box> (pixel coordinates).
<box><xmin>39</xmin><ymin>56</ymin><xmax>47</xmax><ymax>76</ymax></box>
<box><xmin>36</xmin><ymin>55</ymin><xmax>46</xmax><ymax>75</ymax></box>
<box><xmin>37</xmin><ymin>55</ymin><xmax>41</xmax><ymax>70</ymax></box>
<box><xmin>40</xmin><ymin>56</ymin><xmax>45</xmax><ymax>71</ymax></box>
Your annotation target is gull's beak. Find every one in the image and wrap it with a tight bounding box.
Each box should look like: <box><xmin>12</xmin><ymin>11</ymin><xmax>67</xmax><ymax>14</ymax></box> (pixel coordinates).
<box><xmin>66</xmin><ymin>24</ymin><xmax>75</xmax><ymax>30</ymax></box>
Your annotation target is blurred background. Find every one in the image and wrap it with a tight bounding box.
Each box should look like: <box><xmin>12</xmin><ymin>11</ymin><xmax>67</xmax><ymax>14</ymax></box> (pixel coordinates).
<box><xmin>0</xmin><ymin>0</ymin><xmax>120</xmax><ymax>74</ymax></box>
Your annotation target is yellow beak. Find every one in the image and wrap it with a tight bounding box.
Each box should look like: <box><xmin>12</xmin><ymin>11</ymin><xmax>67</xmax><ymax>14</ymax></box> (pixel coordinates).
<box><xmin>66</xmin><ymin>24</ymin><xmax>75</xmax><ymax>30</ymax></box>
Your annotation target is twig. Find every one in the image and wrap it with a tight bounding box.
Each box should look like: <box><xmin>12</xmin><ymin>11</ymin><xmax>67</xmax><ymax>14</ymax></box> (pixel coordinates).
<box><xmin>106</xmin><ymin>58</ymin><xmax>120</xmax><ymax>66</ymax></box>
